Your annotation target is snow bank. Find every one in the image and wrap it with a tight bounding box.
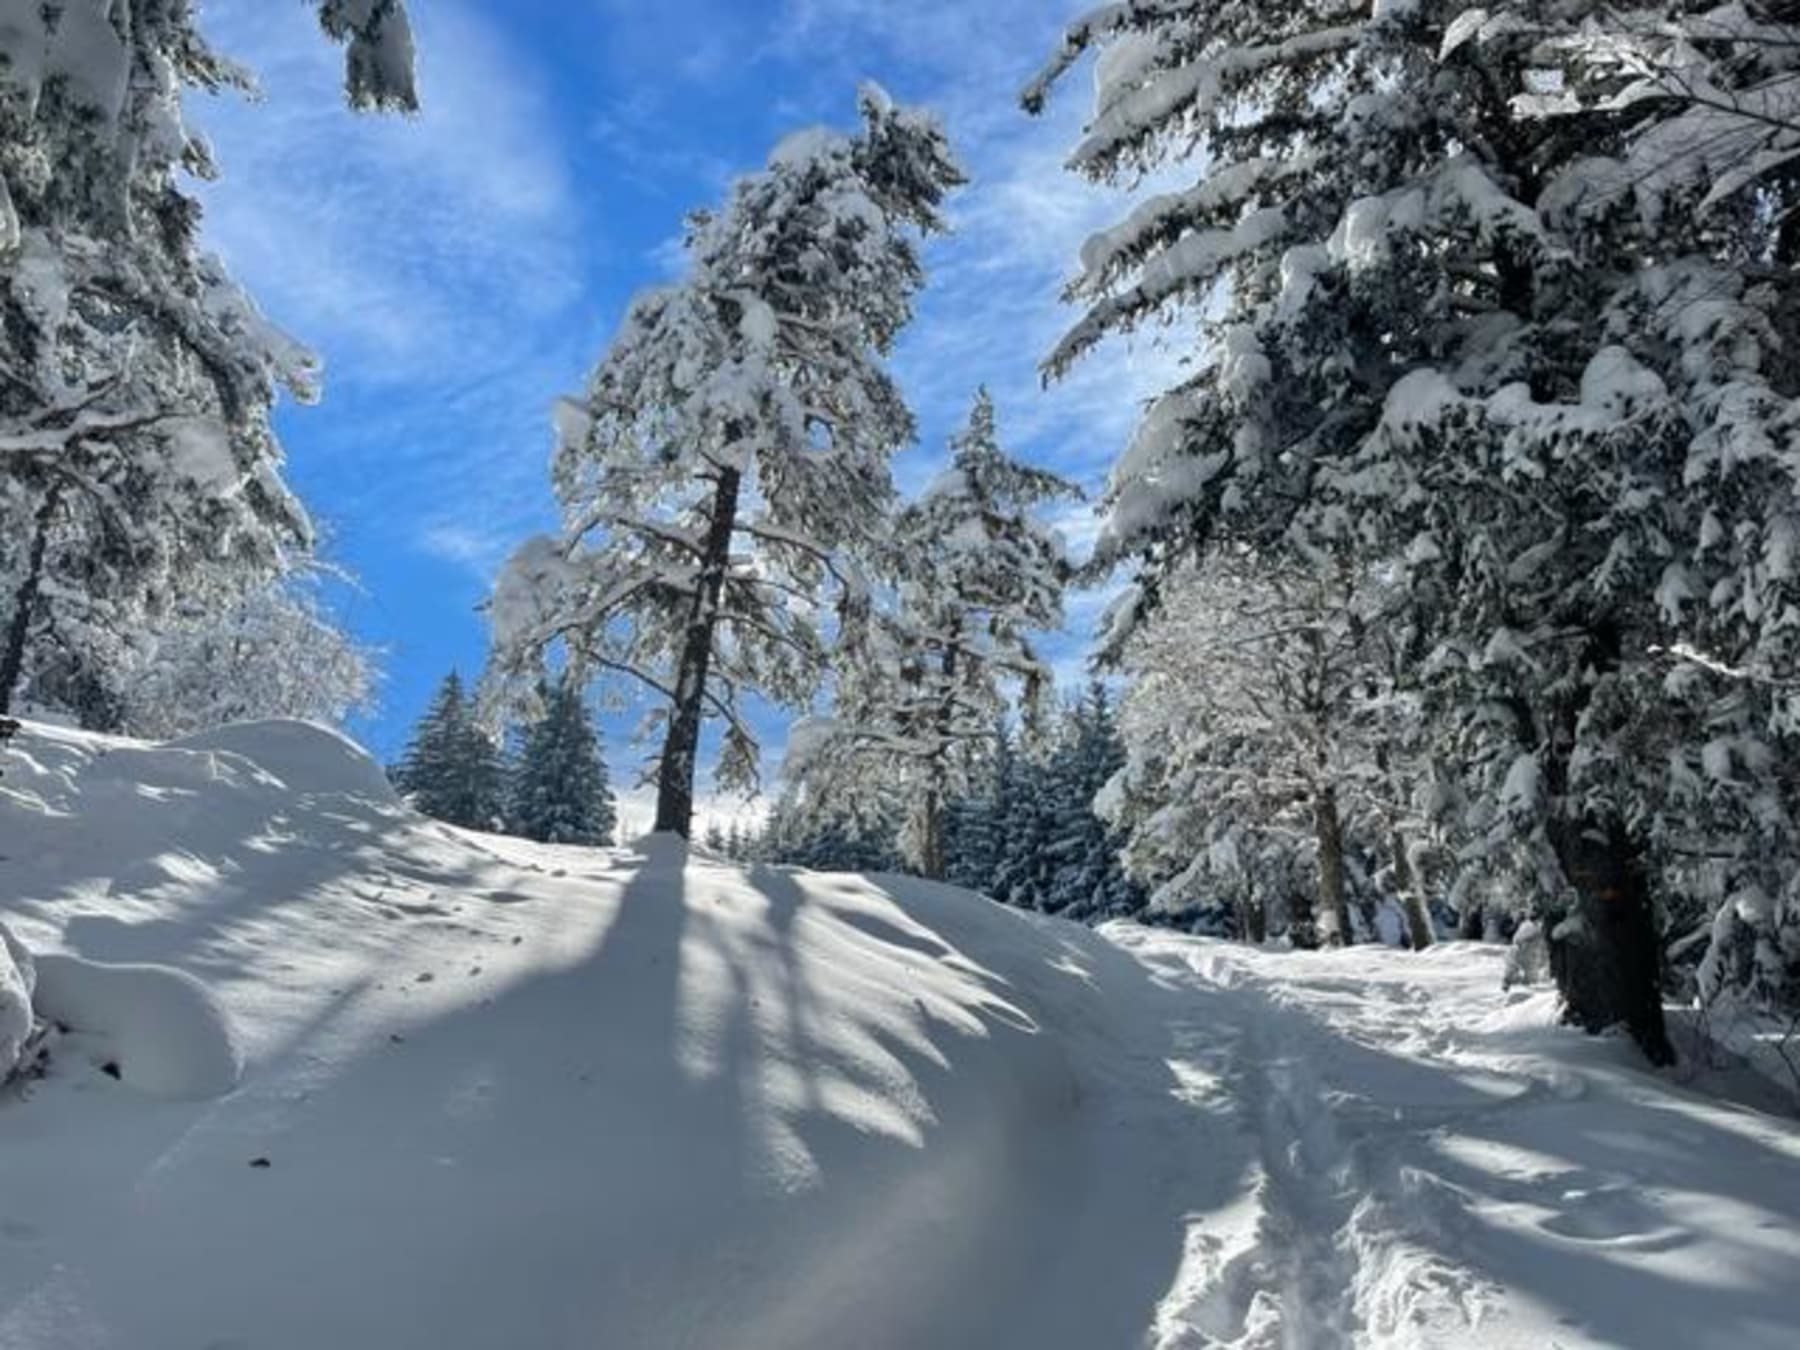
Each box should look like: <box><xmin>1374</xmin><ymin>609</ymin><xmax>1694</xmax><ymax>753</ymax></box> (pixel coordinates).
<box><xmin>32</xmin><ymin>954</ymin><xmax>242</xmax><ymax>1099</ymax></box>
<box><xmin>172</xmin><ymin>719</ymin><xmax>399</xmax><ymax>805</ymax></box>
<box><xmin>0</xmin><ymin>922</ymin><xmax>35</xmax><ymax>1080</ymax></box>
<box><xmin>1</xmin><ymin>718</ymin><xmax>1798</xmax><ymax>1349</ymax></box>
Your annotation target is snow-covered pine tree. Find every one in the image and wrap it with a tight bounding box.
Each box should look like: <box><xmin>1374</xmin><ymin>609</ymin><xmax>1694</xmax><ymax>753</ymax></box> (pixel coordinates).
<box><xmin>0</xmin><ymin>3</ymin><xmax>415</xmax><ymax>723</ymax></box>
<box><xmin>1025</xmin><ymin>0</ymin><xmax>1800</xmax><ymax>1061</ymax></box>
<box><xmin>506</xmin><ymin>677</ymin><xmax>617</xmax><ymax>847</ymax></box>
<box><xmin>942</xmin><ymin>714</ymin><xmax>1018</xmax><ymax>894</ymax></box>
<box><xmin>395</xmin><ymin>672</ymin><xmax>503</xmax><ymax>831</ymax></box>
<box><xmin>788</xmin><ymin>389</ymin><xmax>1077</xmax><ymax>878</ymax></box>
<box><xmin>487</xmin><ymin>88</ymin><xmax>962</xmax><ymax>840</ymax></box>
<box><xmin>1039</xmin><ymin>681</ymin><xmax>1143</xmax><ymax>922</ymax></box>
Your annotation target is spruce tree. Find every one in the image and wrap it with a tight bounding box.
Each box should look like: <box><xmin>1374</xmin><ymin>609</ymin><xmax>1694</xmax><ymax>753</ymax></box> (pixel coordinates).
<box><xmin>786</xmin><ymin>390</ymin><xmax>1076</xmax><ymax>879</ymax></box>
<box><xmin>507</xmin><ymin>678</ymin><xmax>617</xmax><ymax>847</ymax></box>
<box><xmin>395</xmin><ymin>672</ymin><xmax>504</xmax><ymax>831</ymax></box>
<box><xmin>1041</xmin><ymin>682</ymin><xmax>1143</xmax><ymax>922</ymax></box>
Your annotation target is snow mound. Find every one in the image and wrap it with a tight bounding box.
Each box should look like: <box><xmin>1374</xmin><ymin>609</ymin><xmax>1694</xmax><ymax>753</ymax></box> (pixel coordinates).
<box><xmin>172</xmin><ymin>719</ymin><xmax>399</xmax><ymax>805</ymax></box>
<box><xmin>2</xmin><ymin>719</ymin><xmax>1799</xmax><ymax>1349</ymax></box>
<box><xmin>31</xmin><ymin>953</ymin><xmax>243</xmax><ymax>1099</ymax></box>
<box><xmin>0</xmin><ymin>922</ymin><xmax>35</xmax><ymax>1080</ymax></box>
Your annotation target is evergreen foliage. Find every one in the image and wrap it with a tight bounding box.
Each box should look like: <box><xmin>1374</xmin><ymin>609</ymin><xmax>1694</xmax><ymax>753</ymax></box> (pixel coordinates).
<box><xmin>507</xmin><ymin>679</ymin><xmax>617</xmax><ymax>847</ymax></box>
<box><xmin>394</xmin><ymin>672</ymin><xmax>504</xmax><ymax>832</ymax></box>
<box><xmin>0</xmin><ymin>3</ymin><xmax>414</xmax><ymax>721</ymax></box>
<box><xmin>1024</xmin><ymin>0</ymin><xmax>1800</xmax><ymax>1061</ymax></box>
<box><xmin>785</xmin><ymin>389</ymin><xmax>1077</xmax><ymax>877</ymax></box>
<box><xmin>487</xmin><ymin>88</ymin><xmax>963</xmax><ymax>839</ymax></box>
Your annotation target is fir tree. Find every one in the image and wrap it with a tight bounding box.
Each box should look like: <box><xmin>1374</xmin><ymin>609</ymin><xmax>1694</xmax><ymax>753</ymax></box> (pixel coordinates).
<box><xmin>507</xmin><ymin>678</ymin><xmax>616</xmax><ymax>847</ymax></box>
<box><xmin>786</xmin><ymin>390</ymin><xmax>1076</xmax><ymax>879</ymax></box>
<box><xmin>1041</xmin><ymin>682</ymin><xmax>1142</xmax><ymax>922</ymax></box>
<box><xmin>395</xmin><ymin>672</ymin><xmax>504</xmax><ymax>831</ymax></box>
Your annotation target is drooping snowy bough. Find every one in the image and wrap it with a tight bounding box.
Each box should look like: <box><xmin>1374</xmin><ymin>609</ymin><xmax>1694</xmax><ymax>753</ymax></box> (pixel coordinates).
<box><xmin>1025</xmin><ymin>1</ymin><xmax>1800</xmax><ymax>1062</ymax></box>
<box><xmin>0</xmin><ymin>3</ymin><xmax>413</xmax><ymax>725</ymax></box>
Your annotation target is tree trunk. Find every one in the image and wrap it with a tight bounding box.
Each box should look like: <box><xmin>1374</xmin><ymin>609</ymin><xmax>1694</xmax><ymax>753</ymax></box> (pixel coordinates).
<box><xmin>0</xmin><ymin>483</ymin><xmax>62</xmax><ymax>718</ymax></box>
<box><xmin>1537</xmin><ymin>622</ymin><xmax>1676</xmax><ymax>1066</ymax></box>
<box><xmin>917</xmin><ymin>788</ymin><xmax>945</xmax><ymax>881</ymax></box>
<box><xmin>1313</xmin><ymin>784</ymin><xmax>1351</xmax><ymax>947</ymax></box>
<box><xmin>652</xmin><ymin>465</ymin><xmax>741</xmax><ymax>838</ymax></box>
<box><xmin>915</xmin><ymin>637</ymin><xmax>959</xmax><ymax>882</ymax></box>
<box><xmin>1392</xmin><ymin>824</ymin><xmax>1434</xmax><ymax>950</ymax></box>
<box><xmin>1546</xmin><ymin>813</ymin><xmax>1676</xmax><ymax>1066</ymax></box>
<box><xmin>1238</xmin><ymin>895</ymin><xmax>1267</xmax><ymax>945</ymax></box>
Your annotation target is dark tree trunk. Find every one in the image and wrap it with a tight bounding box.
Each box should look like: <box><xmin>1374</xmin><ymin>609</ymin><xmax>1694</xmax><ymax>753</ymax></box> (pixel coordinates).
<box><xmin>0</xmin><ymin>483</ymin><xmax>62</xmax><ymax>718</ymax></box>
<box><xmin>1538</xmin><ymin>621</ymin><xmax>1676</xmax><ymax>1067</ymax></box>
<box><xmin>917</xmin><ymin>788</ymin><xmax>946</xmax><ymax>881</ymax></box>
<box><xmin>1238</xmin><ymin>895</ymin><xmax>1267</xmax><ymax>945</ymax></box>
<box><xmin>1458</xmin><ymin>901</ymin><xmax>1486</xmax><ymax>941</ymax></box>
<box><xmin>1392</xmin><ymin>825</ymin><xmax>1434</xmax><ymax>951</ymax></box>
<box><xmin>652</xmin><ymin>465</ymin><xmax>741</xmax><ymax>838</ymax></box>
<box><xmin>1287</xmin><ymin>887</ymin><xmax>1318</xmax><ymax>949</ymax></box>
<box><xmin>915</xmin><ymin>637</ymin><xmax>959</xmax><ymax>882</ymax></box>
<box><xmin>1313</xmin><ymin>784</ymin><xmax>1351</xmax><ymax>946</ymax></box>
<box><xmin>1546</xmin><ymin>814</ymin><xmax>1676</xmax><ymax>1066</ymax></box>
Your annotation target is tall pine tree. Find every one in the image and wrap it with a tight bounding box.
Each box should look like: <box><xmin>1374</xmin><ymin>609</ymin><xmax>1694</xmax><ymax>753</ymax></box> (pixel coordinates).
<box><xmin>787</xmin><ymin>389</ymin><xmax>1076</xmax><ymax>878</ymax></box>
<box><xmin>487</xmin><ymin>88</ymin><xmax>962</xmax><ymax>839</ymax></box>
<box><xmin>1022</xmin><ymin>0</ymin><xmax>1800</xmax><ymax>1061</ymax></box>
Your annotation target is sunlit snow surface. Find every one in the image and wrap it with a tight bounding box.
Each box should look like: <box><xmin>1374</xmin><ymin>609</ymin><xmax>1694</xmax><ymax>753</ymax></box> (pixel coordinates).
<box><xmin>2</xmin><ymin>719</ymin><xmax>1797</xmax><ymax>1349</ymax></box>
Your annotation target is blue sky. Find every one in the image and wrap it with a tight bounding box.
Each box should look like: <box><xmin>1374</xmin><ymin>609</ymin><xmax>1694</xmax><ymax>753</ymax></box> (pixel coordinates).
<box><xmin>190</xmin><ymin>0</ymin><xmax>1179</xmax><ymax>831</ymax></box>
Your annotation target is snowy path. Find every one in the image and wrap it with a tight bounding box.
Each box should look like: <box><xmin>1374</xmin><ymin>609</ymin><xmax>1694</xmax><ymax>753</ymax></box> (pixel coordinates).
<box><xmin>1115</xmin><ymin>932</ymin><xmax>1800</xmax><ymax>1349</ymax></box>
<box><xmin>3</xmin><ymin>721</ymin><xmax>1799</xmax><ymax>1349</ymax></box>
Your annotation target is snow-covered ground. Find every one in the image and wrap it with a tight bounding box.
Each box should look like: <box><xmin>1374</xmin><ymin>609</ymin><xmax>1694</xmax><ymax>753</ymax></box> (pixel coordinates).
<box><xmin>2</xmin><ymin>720</ymin><xmax>1797</xmax><ymax>1349</ymax></box>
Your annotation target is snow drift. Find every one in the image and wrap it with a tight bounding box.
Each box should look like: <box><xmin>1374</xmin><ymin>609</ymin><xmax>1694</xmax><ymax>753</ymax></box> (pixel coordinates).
<box><xmin>31</xmin><ymin>953</ymin><xmax>243</xmax><ymax>1099</ymax></box>
<box><xmin>2</xmin><ymin>717</ymin><xmax>1798</xmax><ymax>1349</ymax></box>
<box><xmin>0</xmin><ymin>921</ymin><xmax>34</xmax><ymax>1080</ymax></box>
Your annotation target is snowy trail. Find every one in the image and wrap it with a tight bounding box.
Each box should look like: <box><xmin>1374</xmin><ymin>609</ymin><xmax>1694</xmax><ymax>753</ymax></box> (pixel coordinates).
<box><xmin>1117</xmin><ymin>931</ymin><xmax>1800</xmax><ymax>1349</ymax></box>
<box><xmin>3</xmin><ymin>721</ymin><xmax>1800</xmax><ymax>1349</ymax></box>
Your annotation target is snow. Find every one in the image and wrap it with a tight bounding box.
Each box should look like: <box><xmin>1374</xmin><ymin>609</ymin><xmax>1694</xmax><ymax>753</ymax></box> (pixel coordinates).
<box><xmin>31</xmin><ymin>953</ymin><xmax>243</xmax><ymax>1100</ymax></box>
<box><xmin>0</xmin><ymin>921</ymin><xmax>34</xmax><ymax>1081</ymax></box>
<box><xmin>3</xmin><ymin>718</ymin><xmax>1800</xmax><ymax>1347</ymax></box>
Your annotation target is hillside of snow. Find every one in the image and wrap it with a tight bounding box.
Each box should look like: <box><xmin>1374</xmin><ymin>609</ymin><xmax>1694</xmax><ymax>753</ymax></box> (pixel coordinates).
<box><xmin>2</xmin><ymin>719</ymin><xmax>1798</xmax><ymax>1349</ymax></box>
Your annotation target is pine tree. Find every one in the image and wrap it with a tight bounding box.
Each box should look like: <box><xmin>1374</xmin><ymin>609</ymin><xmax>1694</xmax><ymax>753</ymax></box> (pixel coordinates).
<box><xmin>395</xmin><ymin>672</ymin><xmax>504</xmax><ymax>831</ymax></box>
<box><xmin>0</xmin><ymin>4</ymin><xmax>415</xmax><ymax>722</ymax></box>
<box><xmin>1041</xmin><ymin>682</ymin><xmax>1143</xmax><ymax>922</ymax></box>
<box><xmin>786</xmin><ymin>390</ymin><xmax>1076</xmax><ymax>878</ymax></box>
<box><xmin>487</xmin><ymin>88</ymin><xmax>962</xmax><ymax>840</ymax></box>
<box><xmin>1020</xmin><ymin>0</ymin><xmax>1800</xmax><ymax>1061</ymax></box>
<box><xmin>506</xmin><ymin>678</ymin><xmax>616</xmax><ymax>847</ymax></box>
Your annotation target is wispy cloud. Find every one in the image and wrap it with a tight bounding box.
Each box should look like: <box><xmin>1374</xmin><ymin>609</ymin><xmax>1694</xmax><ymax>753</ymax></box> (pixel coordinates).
<box><xmin>190</xmin><ymin>0</ymin><xmax>596</xmax><ymax>563</ymax></box>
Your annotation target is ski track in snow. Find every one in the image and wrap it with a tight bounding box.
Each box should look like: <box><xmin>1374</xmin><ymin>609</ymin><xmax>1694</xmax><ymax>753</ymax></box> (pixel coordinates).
<box><xmin>3</xmin><ymin>720</ymin><xmax>1799</xmax><ymax>1349</ymax></box>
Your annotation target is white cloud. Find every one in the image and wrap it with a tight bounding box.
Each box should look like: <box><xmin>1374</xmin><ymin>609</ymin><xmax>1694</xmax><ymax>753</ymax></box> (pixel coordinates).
<box><xmin>188</xmin><ymin>0</ymin><xmax>594</xmax><ymax>562</ymax></box>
